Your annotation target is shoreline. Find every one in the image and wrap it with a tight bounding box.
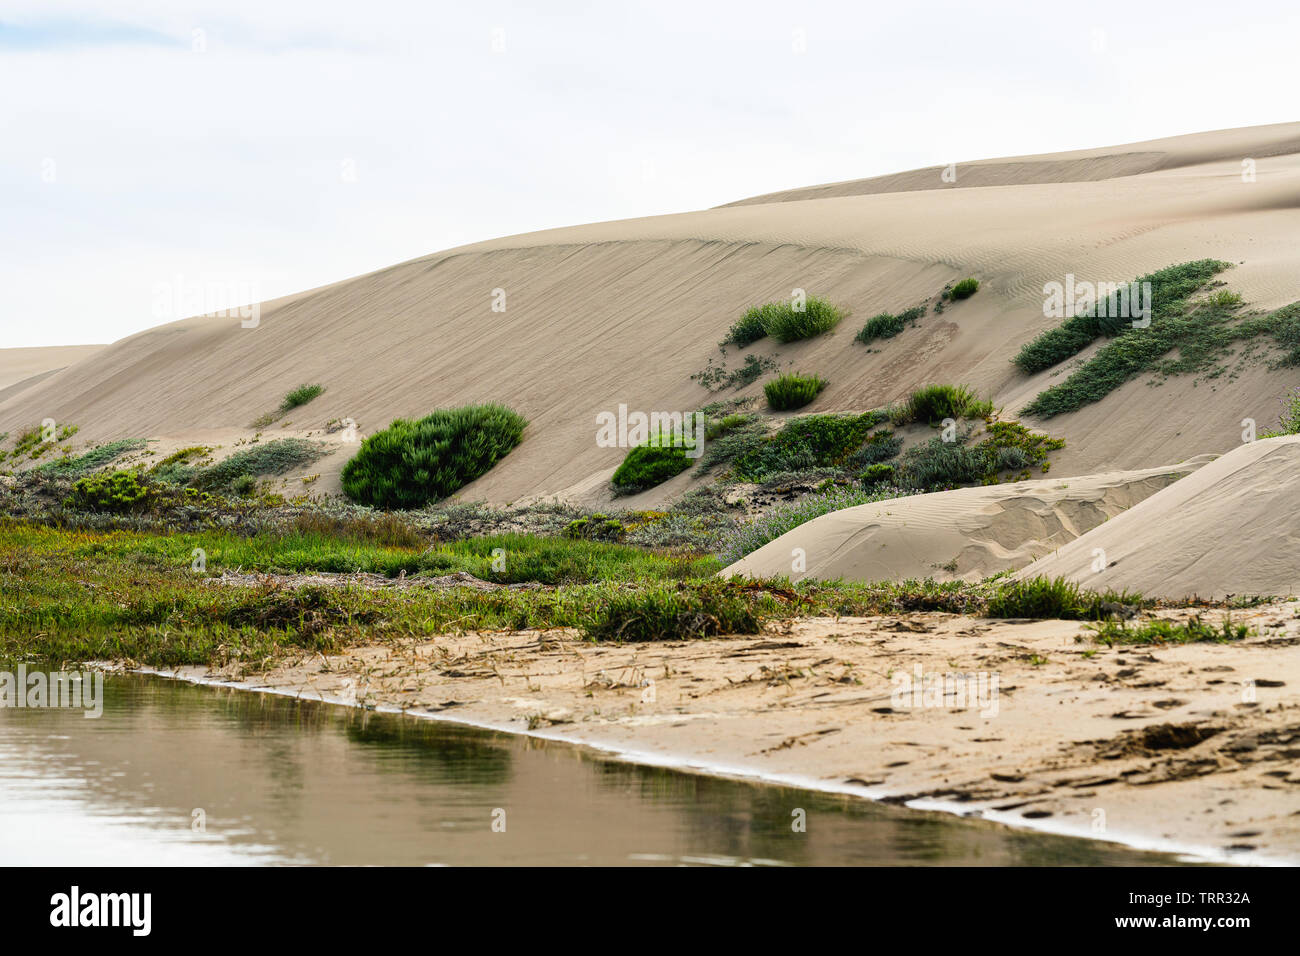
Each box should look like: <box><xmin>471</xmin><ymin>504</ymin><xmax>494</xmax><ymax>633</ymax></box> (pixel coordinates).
<box><xmin>122</xmin><ymin>601</ymin><xmax>1300</xmax><ymax>867</ymax></box>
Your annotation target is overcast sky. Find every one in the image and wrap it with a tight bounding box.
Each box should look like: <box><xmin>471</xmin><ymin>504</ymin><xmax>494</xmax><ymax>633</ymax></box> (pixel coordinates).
<box><xmin>2</xmin><ymin>0</ymin><xmax>1296</xmax><ymax>347</ymax></box>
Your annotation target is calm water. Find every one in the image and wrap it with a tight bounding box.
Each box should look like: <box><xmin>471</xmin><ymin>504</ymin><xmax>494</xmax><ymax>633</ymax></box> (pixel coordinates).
<box><xmin>0</xmin><ymin>674</ymin><xmax>1184</xmax><ymax>866</ymax></box>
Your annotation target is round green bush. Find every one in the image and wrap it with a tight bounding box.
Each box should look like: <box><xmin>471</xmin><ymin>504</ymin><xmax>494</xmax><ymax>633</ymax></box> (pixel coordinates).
<box><xmin>611</xmin><ymin>444</ymin><xmax>691</xmax><ymax>494</ymax></box>
<box><xmin>949</xmin><ymin>277</ymin><xmax>980</xmax><ymax>300</ymax></box>
<box><xmin>340</xmin><ymin>404</ymin><xmax>527</xmax><ymax>509</ymax></box>
<box><xmin>67</xmin><ymin>470</ymin><xmax>158</xmax><ymax>513</ymax></box>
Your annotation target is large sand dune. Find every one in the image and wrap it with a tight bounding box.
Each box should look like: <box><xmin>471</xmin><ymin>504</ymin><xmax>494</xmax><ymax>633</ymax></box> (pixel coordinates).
<box><xmin>1016</xmin><ymin>435</ymin><xmax>1300</xmax><ymax>600</ymax></box>
<box><xmin>3</xmin><ymin>123</ymin><xmax>1299</xmax><ymax>504</ymax></box>
<box><xmin>721</xmin><ymin>460</ymin><xmax>1208</xmax><ymax>583</ymax></box>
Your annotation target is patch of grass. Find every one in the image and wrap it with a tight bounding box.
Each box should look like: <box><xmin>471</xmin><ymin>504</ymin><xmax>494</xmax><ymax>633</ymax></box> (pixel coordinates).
<box><xmin>755</xmin><ymin>296</ymin><xmax>845</xmax><ymax>343</ymax></box>
<box><xmin>33</xmin><ymin>438</ymin><xmax>147</xmax><ymax>476</ymax></box>
<box><xmin>148</xmin><ymin>445</ymin><xmax>212</xmax><ymax>484</ymax></box>
<box><xmin>731</xmin><ymin>412</ymin><xmax>884</xmax><ymax>482</ymax></box>
<box><xmin>193</xmin><ymin>438</ymin><xmax>325</xmax><ymax>495</ymax></box>
<box><xmin>721</xmin><ymin>310</ymin><xmax>769</xmax><ymax>348</ymax></box>
<box><xmin>1087</xmin><ymin>614</ymin><xmax>1250</xmax><ymax>646</ymax></box>
<box><xmin>986</xmin><ymin>576</ymin><xmax>1146</xmax><ymax>620</ymax></box>
<box><xmin>717</xmin><ymin>483</ymin><xmax>910</xmax><ymax>563</ymax></box>
<box><xmin>585</xmin><ymin>582</ymin><xmax>762</xmax><ymax>641</ymax></box>
<box><xmin>948</xmin><ymin>277</ymin><xmax>979</xmax><ymax>300</ymax></box>
<box><xmin>764</xmin><ymin>372</ymin><xmax>827</xmax><ymax>411</ymax></box>
<box><xmin>694</xmin><ymin>414</ymin><xmax>770</xmax><ymax>475</ymax></box>
<box><xmin>894</xmin><ymin>384</ymin><xmax>993</xmax><ymax>425</ymax></box>
<box><xmin>281</xmin><ymin>383</ymin><xmax>325</xmax><ymax>412</ymax></box>
<box><xmin>611</xmin><ymin>439</ymin><xmax>692</xmax><ymax>495</ymax></box>
<box><xmin>892</xmin><ymin>421</ymin><xmax>1064</xmax><ymax>491</ymax></box>
<box><xmin>340</xmin><ymin>404</ymin><xmax>525</xmax><ymax>509</ymax></box>
<box><xmin>855</xmin><ymin>312</ymin><xmax>904</xmax><ymax>343</ymax></box>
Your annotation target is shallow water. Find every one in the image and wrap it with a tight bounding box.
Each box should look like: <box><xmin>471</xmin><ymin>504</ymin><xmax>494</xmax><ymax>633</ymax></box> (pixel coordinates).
<box><xmin>0</xmin><ymin>674</ymin><xmax>1186</xmax><ymax>866</ymax></box>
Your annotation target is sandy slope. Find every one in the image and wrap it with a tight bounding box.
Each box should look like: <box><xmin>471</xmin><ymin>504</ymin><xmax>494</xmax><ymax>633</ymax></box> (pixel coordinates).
<box><xmin>2</xmin><ymin>123</ymin><xmax>1299</xmax><ymax>504</ymax></box>
<box><xmin>1018</xmin><ymin>436</ymin><xmax>1300</xmax><ymax>600</ymax></box>
<box><xmin>0</xmin><ymin>345</ymin><xmax>104</xmax><ymax>392</ymax></box>
<box><xmin>722</xmin><ymin>460</ymin><xmax>1210</xmax><ymax>583</ymax></box>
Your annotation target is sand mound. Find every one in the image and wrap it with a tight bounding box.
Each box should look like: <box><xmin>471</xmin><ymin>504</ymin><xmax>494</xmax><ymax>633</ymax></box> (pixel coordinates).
<box><xmin>3</xmin><ymin>123</ymin><xmax>1300</xmax><ymax>504</ymax></box>
<box><xmin>722</xmin><ymin>461</ymin><xmax>1207</xmax><ymax>583</ymax></box>
<box><xmin>0</xmin><ymin>345</ymin><xmax>104</xmax><ymax>392</ymax></box>
<box><xmin>1016</xmin><ymin>436</ymin><xmax>1300</xmax><ymax>599</ymax></box>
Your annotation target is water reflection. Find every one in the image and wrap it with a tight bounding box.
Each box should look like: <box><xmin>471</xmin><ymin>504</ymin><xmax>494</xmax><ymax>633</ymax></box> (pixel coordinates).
<box><xmin>0</xmin><ymin>674</ymin><xmax>1183</xmax><ymax>866</ymax></box>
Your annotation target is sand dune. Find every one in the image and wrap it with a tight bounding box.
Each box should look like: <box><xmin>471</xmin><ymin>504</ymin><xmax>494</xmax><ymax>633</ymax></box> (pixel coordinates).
<box><xmin>1016</xmin><ymin>436</ymin><xmax>1300</xmax><ymax>600</ymax></box>
<box><xmin>3</xmin><ymin>123</ymin><xmax>1299</xmax><ymax>506</ymax></box>
<box><xmin>0</xmin><ymin>345</ymin><xmax>104</xmax><ymax>392</ymax></box>
<box><xmin>721</xmin><ymin>460</ymin><xmax>1208</xmax><ymax>583</ymax></box>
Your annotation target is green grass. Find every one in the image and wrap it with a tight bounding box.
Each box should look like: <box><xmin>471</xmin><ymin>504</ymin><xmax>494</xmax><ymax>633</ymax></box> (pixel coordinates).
<box><xmin>889</xmin><ymin>421</ymin><xmax>1063</xmax><ymax>491</ymax></box>
<box><xmin>752</xmin><ymin>296</ymin><xmax>845</xmax><ymax>343</ymax></box>
<box><xmin>1087</xmin><ymin>614</ymin><xmax>1250</xmax><ymax>646</ymax></box>
<box><xmin>192</xmin><ymin>439</ymin><xmax>324</xmax><ymax>495</ymax></box>
<box><xmin>586</xmin><ymin>582</ymin><xmax>761</xmax><ymax>641</ymax></box>
<box><xmin>281</xmin><ymin>383</ymin><xmax>325</xmax><ymax>412</ymax></box>
<box><xmin>764</xmin><ymin>372</ymin><xmax>827</xmax><ymax>410</ymax></box>
<box><xmin>730</xmin><ymin>412</ymin><xmax>884</xmax><ymax>481</ymax></box>
<box><xmin>340</xmin><ymin>404</ymin><xmax>526</xmax><ymax>509</ymax></box>
<box><xmin>721</xmin><ymin>311</ymin><xmax>769</xmax><ymax>348</ymax></box>
<box><xmin>855</xmin><ymin>312</ymin><xmax>904</xmax><ymax>343</ymax></box>
<box><xmin>32</xmin><ymin>438</ymin><xmax>147</xmax><ymax>476</ymax></box>
<box><xmin>948</xmin><ymin>277</ymin><xmax>979</xmax><ymax>300</ymax></box>
<box><xmin>611</xmin><ymin>442</ymin><xmax>692</xmax><ymax>494</ymax></box>
<box><xmin>893</xmin><ymin>384</ymin><xmax>993</xmax><ymax>425</ymax></box>
<box><xmin>986</xmin><ymin>576</ymin><xmax>1145</xmax><ymax>620</ymax></box>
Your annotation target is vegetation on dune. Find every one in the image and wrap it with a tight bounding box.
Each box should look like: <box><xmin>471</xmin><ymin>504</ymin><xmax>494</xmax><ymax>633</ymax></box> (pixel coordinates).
<box><xmin>1086</xmin><ymin>614</ymin><xmax>1251</xmax><ymax>646</ymax></box>
<box><xmin>986</xmin><ymin>576</ymin><xmax>1145</xmax><ymax>620</ymax></box>
<box><xmin>33</xmin><ymin>438</ymin><xmax>147</xmax><ymax>476</ymax></box>
<box><xmin>881</xmin><ymin>421</ymin><xmax>1064</xmax><ymax>492</ymax></box>
<box><xmin>611</xmin><ymin>438</ymin><xmax>693</xmax><ymax>495</ymax></box>
<box><xmin>192</xmin><ymin>438</ymin><xmax>324</xmax><ymax>496</ymax></box>
<box><xmin>730</xmin><ymin>412</ymin><xmax>886</xmax><ymax>482</ymax></box>
<box><xmin>890</xmin><ymin>384</ymin><xmax>994</xmax><ymax>425</ymax></box>
<box><xmin>764</xmin><ymin>372</ymin><xmax>827</xmax><ymax>411</ymax></box>
<box><xmin>751</xmin><ymin>296</ymin><xmax>845</xmax><ymax>343</ymax></box>
<box><xmin>692</xmin><ymin>354</ymin><xmax>778</xmax><ymax>391</ymax></box>
<box><xmin>720</xmin><ymin>310</ymin><xmax>770</xmax><ymax>348</ymax></box>
<box><xmin>340</xmin><ymin>404</ymin><xmax>526</xmax><ymax>509</ymax></box>
<box><xmin>947</xmin><ymin>277</ymin><xmax>980</xmax><ymax>301</ymax></box>
<box><xmin>280</xmin><ymin>383</ymin><xmax>325</xmax><ymax>411</ymax></box>
<box><xmin>1261</xmin><ymin>385</ymin><xmax>1300</xmax><ymax>437</ymax></box>
<box><xmin>854</xmin><ymin>306</ymin><xmax>925</xmax><ymax>345</ymax></box>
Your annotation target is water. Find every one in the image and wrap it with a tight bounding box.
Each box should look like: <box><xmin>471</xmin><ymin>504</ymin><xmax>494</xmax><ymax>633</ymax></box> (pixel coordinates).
<box><xmin>0</xmin><ymin>674</ymin><xmax>1184</xmax><ymax>866</ymax></box>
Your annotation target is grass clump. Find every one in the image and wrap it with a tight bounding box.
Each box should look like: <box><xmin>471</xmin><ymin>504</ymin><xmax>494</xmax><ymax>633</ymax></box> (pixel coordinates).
<box><xmin>721</xmin><ymin>310</ymin><xmax>769</xmax><ymax>348</ymax></box>
<box><xmin>611</xmin><ymin>440</ymin><xmax>691</xmax><ymax>495</ymax></box>
<box><xmin>890</xmin><ymin>421</ymin><xmax>1063</xmax><ymax>491</ymax></box>
<box><xmin>753</xmin><ymin>296</ymin><xmax>845</xmax><ymax>343</ymax></box>
<box><xmin>281</xmin><ymin>383</ymin><xmax>325</xmax><ymax>411</ymax></box>
<box><xmin>341</xmin><ymin>404</ymin><xmax>525</xmax><ymax>509</ymax></box>
<box><xmin>856</xmin><ymin>312</ymin><xmax>904</xmax><ymax>343</ymax></box>
<box><xmin>34</xmin><ymin>438</ymin><xmax>147</xmax><ymax>476</ymax></box>
<box><xmin>764</xmin><ymin>372</ymin><xmax>827</xmax><ymax>411</ymax></box>
<box><xmin>731</xmin><ymin>412</ymin><xmax>884</xmax><ymax>482</ymax></box>
<box><xmin>584</xmin><ymin>582</ymin><xmax>761</xmax><ymax>641</ymax></box>
<box><xmin>948</xmin><ymin>278</ymin><xmax>980</xmax><ymax>300</ymax></box>
<box><xmin>692</xmin><ymin>354</ymin><xmax>778</xmax><ymax>391</ymax></box>
<box><xmin>986</xmin><ymin>576</ymin><xmax>1145</xmax><ymax>620</ymax></box>
<box><xmin>717</xmin><ymin>483</ymin><xmax>910</xmax><ymax>563</ymax></box>
<box><xmin>193</xmin><ymin>438</ymin><xmax>324</xmax><ymax>496</ymax></box>
<box><xmin>893</xmin><ymin>384</ymin><xmax>993</xmax><ymax>425</ymax></box>
<box><xmin>1087</xmin><ymin>614</ymin><xmax>1251</xmax><ymax>646</ymax></box>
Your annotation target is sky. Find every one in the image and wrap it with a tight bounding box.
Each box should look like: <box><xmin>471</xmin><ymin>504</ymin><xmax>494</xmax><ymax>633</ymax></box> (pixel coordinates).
<box><xmin>1</xmin><ymin>0</ymin><xmax>1297</xmax><ymax>347</ymax></box>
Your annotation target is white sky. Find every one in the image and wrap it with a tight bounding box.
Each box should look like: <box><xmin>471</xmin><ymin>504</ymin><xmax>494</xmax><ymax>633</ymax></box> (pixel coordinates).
<box><xmin>2</xmin><ymin>0</ymin><xmax>1296</xmax><ymax>347</ymax></box>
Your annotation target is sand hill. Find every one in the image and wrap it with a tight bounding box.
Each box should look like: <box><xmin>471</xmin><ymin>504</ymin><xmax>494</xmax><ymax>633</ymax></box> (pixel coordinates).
<box><xmin>2</xmin><ymin>123</ymin><xmax>1299</xmax><ymax>508</ymax></box>
<box><xmin>1016</xmin><ymin>435</ymin><xmax>1300</xmax><ymax>599</ymax></box>
<box><xmin>721</xmin><ymin>460</ymin><xmax>1209</xmax><ymax>583</ymax></box>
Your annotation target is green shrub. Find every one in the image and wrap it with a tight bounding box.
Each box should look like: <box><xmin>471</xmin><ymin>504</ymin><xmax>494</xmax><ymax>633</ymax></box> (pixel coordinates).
<box><xmin>848</xmin><ymin>431</ymin><xmax>902</xmax><ymax>468</ymax></box>
<box><xmin>611</xmin><ymin>442</ymin><xmax>691</xmax><ymax>494</ymax></box>
<box><xmin>35</xmin><ymin>438</ymin><xmax>147</xmax><ymax>476</ymax></box>
<box><xmin>860</xmin><ymin>462</ymin><xmax>896</xmax><ymax>485</ymax></box>
<box><xmin>192</xmin><ymin>439</ymin><xmax>324</xmax><ymax>495</ymax></box>
<box><xmin>898</xmin><ymin>384</ymin><xmax>993</xmax><ymax>425</ymax></box>
<box><xmin>340</xmin><ymin>405</ymin><xmax>526</xmax><ymax>509</ymax></box>
<box><xmin>949</xmin><ymin>277</ymin><xmax>979</xmax><ymax>300</ymax></box>
<box><xmin>731</xmin><ymin>412</ymin><xmax>883</xmax><ymax>481</ymax></box>
<box><xmin>764</xmin><ymin>372</ymin><xmax>827</xmax><ymax>410</ymax></box>
<box><xmin>1013</xmin><ymin>260</ymin><xmax>1229</xmax><ymax>376</ymax></box>
<box><xmin>1262</xmin><ymin>386</ymin><xmax>1300</xmax><ymax>437</ymax></box>
<box><xmin>721</xmin><ymin>311</ymin><xmax>769</xmax><ymax>348</ymax></box>
<box><xmin>855</xmin><ymin>313</ymin><xmax>904</xmax><ymax>344</ymax></box>
<box><xmin>563</xmin><ymin>514</ymin><xmax>627</xmax><ymax>542</ymax></box>
<box><xmin>67</xmin><ymin>471</ymin><xmax>158</xmax><ymax>513</ymax></box>
<box><xmin>892</xmin><ymin>421</ymin><xmax>1063</xmax><ymax>491</ymax></box>
<box><xmin>231</xmin><ymin>474</ymin><xmax>258</xmax><ymax>497</ymax></box>
<box><xmin>281</xmin><ymin>383</ymin><xmax>325</xmax><ymax>412</ymax></box>
<box><xmin>754</xmin><ymin>296</ymin><xmax>845</xmax><ymax>343</ymax></box>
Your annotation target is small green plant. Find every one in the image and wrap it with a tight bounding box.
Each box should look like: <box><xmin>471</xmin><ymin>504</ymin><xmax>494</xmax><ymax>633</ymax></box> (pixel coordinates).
<box><xmin>584</xmin><ymin>582</ymin><xmax>761</xmax><ymax>641</ymax></box>
<box><xmin>67</xmin><ymin>471</ymin><xmax>159</xmax><ymax>513</ymax></box>
<box><xmin>764</xmin><ymin>372</ymin><xmax>827</xmax><ymax>411</ymax></box>
<box><xmin>281</xmin><ymin>383</ymin><xmax>325</xmax><ymax>412</ymax></box>
<box><xmin>721</xmin><ymin>310</ymin><xmax>769</xmax><ymax>348</ymax></box>
<box><xmin>611</xmin><ymin>439</ymin><xmax>692</xmax><ymax>494</ymax></box>
<box><xmin>860</xmin><ymin>462</ymin><xmax>896</xmax><ymax>485</ymax></box>
<box><xmin>755</xmin><ymin>296</ymin><xmax>845</xmax><ymax>343</ymax></box>
<box><xmin>948</xmin><ymin>277</ymin><xmax>979</xmax><ymax>300</ymax></box>
<box><xmin>341</xmin><ymin>404</ymin><xmax>526</xmax><ymax>509</ymax></box>
<box><xmin>855</xmin><ymin>312</ymin><xmax>904</xmax><ymax>344</ymax></box>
